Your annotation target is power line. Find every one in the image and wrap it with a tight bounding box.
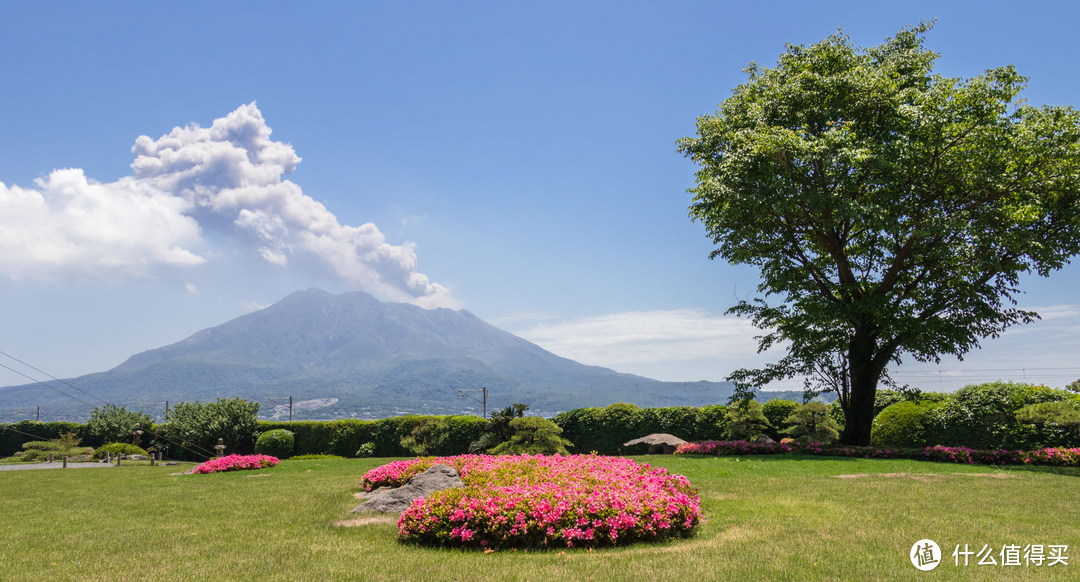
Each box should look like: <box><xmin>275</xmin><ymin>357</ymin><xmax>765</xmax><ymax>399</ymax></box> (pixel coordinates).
<box><xmin>0</xmin><ymin>350</ymin><xmax>109</xmax><ymax>404</ymax></box>
<box><xmin>0</xmin><ymin>424</ymin><xmax>58</xmax><ymax>443</ymax></box>
<box><xmin>0</xmin><ymin>362</ymin><xmax>96</xmax><ymax>408</ymax></box>
<box><xmin>0</xmin><ymin>352</ymin><xmax>213</xmax><ymax>460</ymax></box>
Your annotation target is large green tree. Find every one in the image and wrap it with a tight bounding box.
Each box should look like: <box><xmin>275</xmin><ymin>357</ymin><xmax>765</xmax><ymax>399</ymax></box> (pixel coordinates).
<box><xmin>678</xmin><ymin>23</ymin><xmax>1080</xmax><ymax>445</ymax></box>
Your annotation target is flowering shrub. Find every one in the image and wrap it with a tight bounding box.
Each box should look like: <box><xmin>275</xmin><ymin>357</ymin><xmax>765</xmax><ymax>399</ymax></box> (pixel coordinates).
<box><xmin>191</xmin><ymin>453</ymin><xmax>279</xmax><ymax>474</ymax></box>
<box><xmin>1022</xmin><ymin>447</ymin><xmax>1080</xmax><ymax>466</ymax></box>
<box><xmin>364</xmin><ymin>454</ymin><xmax>701</xmax><ymax>549</ymax></box>
<box><xmin>674</xmin><ymin>440</ymin><xmax>1080</xmax><ymax>467</ymax></box>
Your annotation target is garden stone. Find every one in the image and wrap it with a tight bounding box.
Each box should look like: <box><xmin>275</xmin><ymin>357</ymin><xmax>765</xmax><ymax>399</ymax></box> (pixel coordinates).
<box><xmin>352</xmin><ymin>464</ymin><xmax>464</xmax><ymax>515</ymax></box>
<box><xmin>624</xmin><ymin>433</ymin><xmax>688</xmax><ymax>454</ymax></box>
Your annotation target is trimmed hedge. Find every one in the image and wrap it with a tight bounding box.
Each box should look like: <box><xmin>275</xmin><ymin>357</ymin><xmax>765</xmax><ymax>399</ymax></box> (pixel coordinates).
<box><xmin>0</xmin><ymin>421</ymin><xmax>102</xmax><ymax>457</ymax></box>
<box><xmin>256</xmin><ymin>415</ymin><xmax>488</xmax><ymax>458</ymax></box>
<box><xmin>552</xmin><ymin>403</ymin><xmax>730</xmax><ymax>455</ymax></box>
<box><xmin>923</xmin><ymin>382</ymin><xmax>1079</xmax><ymax>450</ymax></box>
<box><xmin>867</xmin><ymin>382</ymin><xmax>1080</xmax><ymax>449</ymax></box>
<box><xmin>9</xmin><ymin>383</ymin><xmax>1077</xmax><ymax>459</ymax></box>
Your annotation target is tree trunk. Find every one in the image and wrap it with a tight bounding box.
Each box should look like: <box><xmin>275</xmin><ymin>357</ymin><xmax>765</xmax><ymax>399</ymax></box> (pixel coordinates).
<box><xmin>839</xmin><ymin>328</ymin><xmax>887</xmax><ymax>446</ymax></box>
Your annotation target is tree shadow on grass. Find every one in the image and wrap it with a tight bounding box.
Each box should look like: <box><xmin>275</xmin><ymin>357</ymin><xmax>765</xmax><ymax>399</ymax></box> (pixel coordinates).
<box><xmin>990</xmin><ymin>464</ymin><xmax>1080</xmax><ymax>478</ymax></box>
<box><xmin>675</xmin><ymin>454</ymin><xmax>884</xmax><ymax>463</ymax></box>
<box><xmin>673</xmin><ymin>454</ymin><xmax>1080</xmax><ymax>477</ymax></box>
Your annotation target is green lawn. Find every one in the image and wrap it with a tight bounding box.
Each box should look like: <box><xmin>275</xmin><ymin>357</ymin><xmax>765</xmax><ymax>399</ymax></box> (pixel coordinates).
<box><xmin>0</xmin><ymin>455</ymin><xmax>1076</xmax><ymax>581</ymax></box>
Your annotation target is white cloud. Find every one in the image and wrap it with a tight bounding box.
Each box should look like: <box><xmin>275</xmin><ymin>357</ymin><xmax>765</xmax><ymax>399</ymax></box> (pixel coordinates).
<box><xmin>185</xmin><ymin>283</ymin><xmax>199</xmax><ymax>295</ymax></box>
<box><xmin>1023</xmin><ymin>304</ymin><xmax>1080</xmax><ymax>321</ymax></box>
<box><xmin>516</xmin><ymin>309</ymin><xmax>774</xmax><ymax>366</ymax></box>
<box><xmin>0</xmin><ymin>102</ymin><xmax>456</xmax><ymax>309</ymax></box>
<box><xmin>241</xmin><ymin>300</ymin><xmax>270</xmax><ymax>312</ymax></box>
<box><xmin>0</xmin><ymin>171</ymin><xmax>204</xmax><ymax>280</ymax></box>
<box><xmin>487</xmin><ymin>311</ymin><xmax>559</xmax><ymax>326</ymax></box>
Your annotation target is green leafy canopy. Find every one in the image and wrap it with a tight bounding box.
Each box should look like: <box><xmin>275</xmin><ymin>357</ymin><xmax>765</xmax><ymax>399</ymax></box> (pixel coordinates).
<box><xmin>678</xmin><ymin>22</ymin><xmax>1080</xmax><ymax>444</ymax></box>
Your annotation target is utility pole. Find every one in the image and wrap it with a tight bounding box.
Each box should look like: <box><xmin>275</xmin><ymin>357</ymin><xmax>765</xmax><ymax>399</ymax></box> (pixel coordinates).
<box><xmin>140</xmin><ymin>401</ymin><xmax>170</xmax><ymax>423</ymax></box>
<box><xmin>36</xmin><ymin>406</ymin><xmax>40</xmax><ymax>422</ymax></box>
<box><xmin>266</xmin><ymin>396</ymin><xmax>293</xmax><ymax>421</ymax></box>
<box><xmin>456</xmin><ymin>387</ymin><xmax>487</xmax><ymax>419</ymax></box>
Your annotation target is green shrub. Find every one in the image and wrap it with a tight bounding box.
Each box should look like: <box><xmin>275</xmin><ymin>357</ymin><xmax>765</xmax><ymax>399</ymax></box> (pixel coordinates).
<box><xmin>722</xmin><ymin>401</ymin><xmax>772</xmax><ymax>441</ymax></box>
<box><xmin>355</xmin><ymin>442</ymin><xmax>376</xmax><ymax>458</ymax></box>
<box><xmin>870</xmin><ymin>401</ymin><xmax>943</xmax><ymax>447</ymax></box>
<box><xmin>86</xmin><ymin>405</ymin><xmax>154</xmax><ymax>445</ymax></box>
<box><xmin>552</xmin><ymin>404</ymin><xmax>729</xmax><ymax>455</ymax></box>
<box><xmin>16</xmin><ymin>440</ymin><xmax>92</xmax><ymax>461</ymax></box>
<box><xmin>21</xmin><ymin>441</ymin><xmax>69</xmax><ymax>451</ymax></box>
<box><xmin>0</xmin><ymin>421</ymin><xmax>98</xmax><ymax>457</ymax></box>
<box><xmin>781</xmin><ymin>403</ymin><xmax>841</xmax><ymax>444</ymax></box>
<box><xmin>160</xmin><ymin>398</ymin><xmax>260</xmax><ymax>460</ymax></box>
<box><xmin>1015</xmin><ymin>401</ymin><xmax>1080</xmax><ymax>440</ymax></box>
<box><xmin>255</xmin><ymin>429</ymin><xmax>295</xmax><ymax>459</ymax></box>
<box><xmin>925</xmin><ymin>382</ymin><xmax>1080</xmax><ymax>449</ymax></box>
<box><xmin>289</xmin><ymin>454</ymin><xmax>346</xmax><ymax>460</ymax></box>
<box><xmin>488</xmin><ymin>417</ymin><xmax>573</xmax><ymax>455</ymax></box>
<box><xmin>826</xmin><ymin>401</ymin><xmax>846</xmax><ymax>431</ymax></box>
<box><xmin>873</xmin><ymin>389</ymin><xmax>905</xmax><ymax>416</ymax></box>
<box><xmin>761</xmin><ymin>400</ymin><xmax>799</xmax><ymax>436</ymax></box>
<box><xmin>468</xmin><ymin>404</ymin><xmax>528</xmax><ymax>453</ymax></box>
<box><xmin>92</xmin><ymin>443</ymin><xmax>149</xmax><ymax>460</ymax></box>
<box><xmin>400</xmin><ymin>418</ymin><xmax>450</xmax><ymax>456</ymax></box>
<box><xmin>52</xmin><ymin>432</ymin><xmax>83</xmax><ymax>448</ymax></box>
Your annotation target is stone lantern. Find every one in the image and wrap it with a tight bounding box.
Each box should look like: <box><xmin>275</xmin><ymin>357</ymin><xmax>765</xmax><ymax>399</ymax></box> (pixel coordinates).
<box><xmin>131</xmin><ymin>423</ymin><xmax>144</xmax><ymax>447</ymax></box>
<box><xmin>213</xmin><ymin>438</ymin><xmax>226</xmax><ymax>457</ymax></box>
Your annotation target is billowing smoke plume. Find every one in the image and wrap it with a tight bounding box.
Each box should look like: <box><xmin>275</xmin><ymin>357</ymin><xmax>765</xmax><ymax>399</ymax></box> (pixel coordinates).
<box><xmin>0</xmin><ymin>103</ymin><xmax>456</xmax><ymax>309</ymax></box>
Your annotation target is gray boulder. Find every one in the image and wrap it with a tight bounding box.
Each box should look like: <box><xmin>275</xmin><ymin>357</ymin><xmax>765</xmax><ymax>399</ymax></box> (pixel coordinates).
<box><xmin>352</xmin><ymin>464</ymin><xmax>464</xmax><ymax>515</ymax></box>
<box><xmin>623</xmin><ymin>433</ymin><xmax>688</xmax><ymax>454</ymax></box>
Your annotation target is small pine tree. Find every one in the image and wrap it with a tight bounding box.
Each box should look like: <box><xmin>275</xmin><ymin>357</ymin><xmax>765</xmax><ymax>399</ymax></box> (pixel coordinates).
<box><xmin>781</xmin><ymin>402</ymin><xmax>841</xmax><ymax>444</ymax></box>
<box><xmin>722</xmin><ymin>401</ymin><xmax>773</xmax><ymax>441</ymax></box>
<box><xmin>1016</xmin><ymin>401</ymin><xmax>1080</xmax><ymax>437</ymax></box>
<box><xmin>488</xmin><ymin>417</ymin><xmax>573</xmax><ymax>455</ymax></box>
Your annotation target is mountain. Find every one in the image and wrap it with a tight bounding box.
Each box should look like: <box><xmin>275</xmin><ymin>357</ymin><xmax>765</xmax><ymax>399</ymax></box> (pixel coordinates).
<box><xmin>0</xmin><ymin>289</ymin><xmax>736</xmax><ymax>421</ymax></box>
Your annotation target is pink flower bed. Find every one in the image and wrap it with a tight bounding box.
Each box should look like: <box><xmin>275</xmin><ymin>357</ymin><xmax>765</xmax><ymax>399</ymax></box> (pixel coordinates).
<box><xmin>192</xmin><ymin>453</ymin><xmax>279</xmax><ymax>474</ymax></box>
<box><xmin>364</xmin><ymin>454</ymin><xmax>701</xmax><ymax>548</ymax></box>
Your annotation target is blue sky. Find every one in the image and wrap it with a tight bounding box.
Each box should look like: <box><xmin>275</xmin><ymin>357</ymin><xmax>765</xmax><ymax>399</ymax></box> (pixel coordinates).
<box><xmin>2</xmin><ymin>1</ymin><xmax>1078</xmax><ymax>396</ymax></box>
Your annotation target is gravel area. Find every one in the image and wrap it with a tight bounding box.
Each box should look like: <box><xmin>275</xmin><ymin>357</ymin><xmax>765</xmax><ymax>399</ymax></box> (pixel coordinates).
<box><xmin>0</xmin><ymin>462</ymin><xmax>118</xmax><ymax>471</ymax></box>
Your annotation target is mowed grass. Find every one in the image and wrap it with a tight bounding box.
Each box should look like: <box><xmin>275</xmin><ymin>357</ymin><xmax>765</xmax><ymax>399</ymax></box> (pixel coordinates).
<box><xmin>0</xmin><ymin>455</ymin><xmax>1077</xmax><ymax>581</ymax></box>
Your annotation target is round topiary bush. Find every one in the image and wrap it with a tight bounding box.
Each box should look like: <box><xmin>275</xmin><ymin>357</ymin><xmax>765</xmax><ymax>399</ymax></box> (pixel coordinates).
<box><xmin>92</xmin><ymin>443</ymin><xmax>149</xmax><ymax>460</ymax></box>
<box><xmin>255</xmin><ymin>429</ymin><xmax>295</xmax><ymax>459</ymax></box>
<box><xmin>870</xmin><ymin>401</ymin><xmax>942</xmax><ymax>448</ymax></box>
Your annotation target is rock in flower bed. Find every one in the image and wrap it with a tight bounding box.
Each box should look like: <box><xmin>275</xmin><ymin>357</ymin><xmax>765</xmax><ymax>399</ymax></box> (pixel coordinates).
<box><xmin>192</xmin><ymin>454</ymin><xmax>279</xmax><ymax>474</ymax></box>
<box><xmin>363</xmin><ymin>454</ymin><xmax>701</xmax><ymax>549</ymax></box>
<box><xmin>674</xmin><ymin>440</ymin><xmax>1080</xmax><ymax>467</ymax></box>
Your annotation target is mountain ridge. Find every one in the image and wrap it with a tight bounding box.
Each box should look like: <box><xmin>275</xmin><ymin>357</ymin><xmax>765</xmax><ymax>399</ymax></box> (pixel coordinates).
<box><xmin>0</xmin><ymin>289</ymin><xmax>736</xmax><ymax>421</ymax></box>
